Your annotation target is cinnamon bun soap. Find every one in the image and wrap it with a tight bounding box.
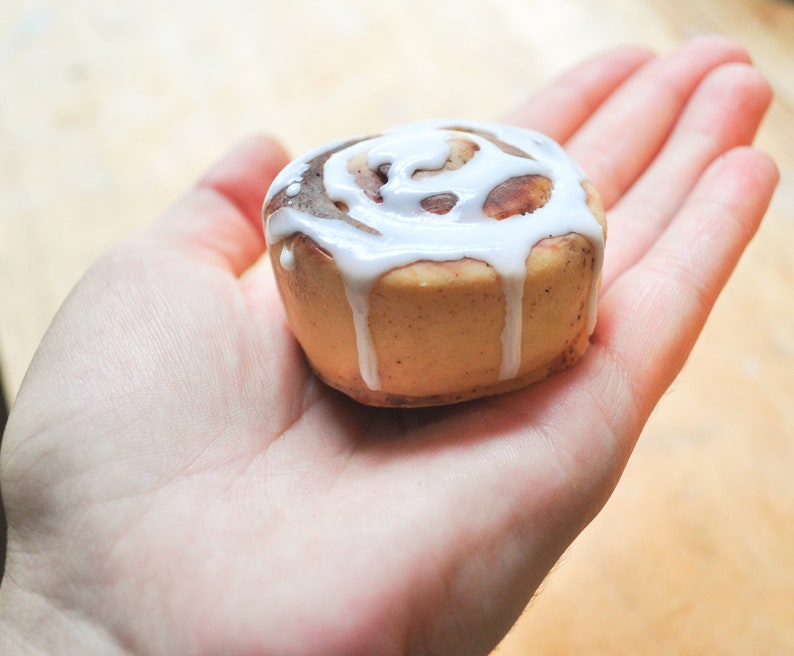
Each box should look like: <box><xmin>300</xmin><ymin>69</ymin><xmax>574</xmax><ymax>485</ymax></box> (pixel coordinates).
<box><xmin>264</xmin><ymin>119</ymin><xmax>606</xmax><ymax>407</ymax></box>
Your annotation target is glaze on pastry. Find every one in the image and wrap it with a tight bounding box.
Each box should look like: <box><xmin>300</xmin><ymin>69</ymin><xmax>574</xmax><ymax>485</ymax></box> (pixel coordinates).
<box><xmin>264</xmin><ymin>119</ymin><xmax>606</xmax><ymax>407</ymax></box>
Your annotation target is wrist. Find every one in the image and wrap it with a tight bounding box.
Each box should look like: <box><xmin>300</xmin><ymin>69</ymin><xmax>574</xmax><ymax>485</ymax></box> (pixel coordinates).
<box><xmin>0</xmin><ymin>564</ymin><xmax>123</xmax><ymax>656</ymax></box>
<box><xmin>0</xmin><ymin>578</ymin><xmax>47</xmax><ymax>656</ymax></box>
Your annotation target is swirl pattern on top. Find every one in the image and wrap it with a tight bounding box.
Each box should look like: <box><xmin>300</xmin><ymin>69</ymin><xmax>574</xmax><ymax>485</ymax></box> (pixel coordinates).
<box><xmin>265</xmin><ymin>119</ymin><xmax>605</xmax><ymax>391</ymax></box>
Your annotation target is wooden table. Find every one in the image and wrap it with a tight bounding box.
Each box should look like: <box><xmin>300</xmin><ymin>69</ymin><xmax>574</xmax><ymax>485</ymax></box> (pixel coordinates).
<box><xmin>2</xmin><ymin>0</ymin><xmax>793</xmax><ymax>652</ymax></box>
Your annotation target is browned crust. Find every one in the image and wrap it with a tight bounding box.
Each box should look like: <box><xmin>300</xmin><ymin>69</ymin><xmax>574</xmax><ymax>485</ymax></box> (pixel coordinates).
<box><xmin>315</xmin><ymin>330</ymin><xmax>588</xmax><ymax>407</ymax></box>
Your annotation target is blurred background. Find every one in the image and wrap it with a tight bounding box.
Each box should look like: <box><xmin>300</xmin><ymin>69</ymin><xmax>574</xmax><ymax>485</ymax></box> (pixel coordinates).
<box><xmin>1</xmin><ymin>0</ymin><xmax>792</xmax><ymax>653</ymax></box>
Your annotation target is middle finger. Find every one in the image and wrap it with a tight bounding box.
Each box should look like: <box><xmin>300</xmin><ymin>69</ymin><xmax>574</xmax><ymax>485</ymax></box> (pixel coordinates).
<box><xmin>565</xmin><ymin>35</ymin><xmax>751</xmax><ymax>209</ymax></box>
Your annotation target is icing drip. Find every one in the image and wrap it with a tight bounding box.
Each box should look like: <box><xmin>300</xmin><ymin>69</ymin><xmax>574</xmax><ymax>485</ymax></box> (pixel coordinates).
<box><xmin>344</xmin><ymin>286</ymin><xmax>380</xmax><ymax>389</ymax></box>
<box><xmin>279</xmin><ymin>241</ymin><xmax>296</xmax><ymax>271</ymax></box>
<box><xmin>265</xmin><ymin>119</ymin><xmax>605</xmax><ymax>391</ymax></box>
<box><xmin>499</xmin><ymin>273</ymin><xmax>526</xmax><ymax>381</ymax></box>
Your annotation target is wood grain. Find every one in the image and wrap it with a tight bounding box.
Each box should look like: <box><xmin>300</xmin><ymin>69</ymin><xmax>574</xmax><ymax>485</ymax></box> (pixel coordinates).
<box><xmin>1</xmin><ymin>0</ymin><xmax>792</xmax><ymax>652</ymax></box>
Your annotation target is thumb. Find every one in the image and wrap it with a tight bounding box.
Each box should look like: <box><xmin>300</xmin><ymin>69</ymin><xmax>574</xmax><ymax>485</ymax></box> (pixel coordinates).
<box><xmin>141</xmin><ymin>135</ymin><xmax>290</xmax><ymax>276</ymax></box>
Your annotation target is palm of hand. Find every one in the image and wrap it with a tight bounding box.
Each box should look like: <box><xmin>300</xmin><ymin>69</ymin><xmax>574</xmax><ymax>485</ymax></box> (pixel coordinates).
<box><xmin>1</xmin><ymin>36</ymin><xmax>777</xmax><ymax>656</ymax></box>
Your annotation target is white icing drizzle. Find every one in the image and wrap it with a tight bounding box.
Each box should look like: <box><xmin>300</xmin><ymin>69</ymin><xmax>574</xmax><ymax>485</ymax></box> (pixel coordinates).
<box><xmin>285</xmin><ymin>182</ymin><xmax>301</xmax><ymax>197</ymax></box>
<box><xmin>344</xmin><ymin>285</ymin><xmax>379</xmax><ymax>388</ymax></box>
<box><xmin>264</xmin><ymin>136</ymin><xmax>355</xmax><ymax>205</ymax></box>
<box><xmin>279</xmin><ymin>241</ymin><xmax>296</xmax><ymax>271</ymax></box>
<box><xmin>265</xmin><ymin>119</ymin><xmax>604</xmax><ymax>391</ymax></box>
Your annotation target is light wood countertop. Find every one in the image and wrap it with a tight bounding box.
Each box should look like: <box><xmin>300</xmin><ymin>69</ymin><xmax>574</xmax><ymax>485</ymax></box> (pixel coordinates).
<box><xmin>2</xmin><ymin>0</ymin><xmax>793</xmax><ymax>652</ymax></box>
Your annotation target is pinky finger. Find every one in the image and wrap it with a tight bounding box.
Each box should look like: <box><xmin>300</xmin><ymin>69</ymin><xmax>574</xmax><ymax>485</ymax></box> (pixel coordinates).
<box><xmin>594</xmin><ymin>147</ymin><xmax>779</xmax><ymax>411</ymax></box>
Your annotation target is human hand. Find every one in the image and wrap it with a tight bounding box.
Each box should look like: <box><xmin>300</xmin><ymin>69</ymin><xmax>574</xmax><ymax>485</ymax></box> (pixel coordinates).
<box><xmin>0</xmin><ymin>36</ymin><xmax>778</xmax><ymax>656</ymax></box>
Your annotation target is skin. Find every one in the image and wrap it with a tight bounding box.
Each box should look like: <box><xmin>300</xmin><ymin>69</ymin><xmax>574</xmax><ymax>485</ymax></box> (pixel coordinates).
<box><xmin>0</xmin><ymin>35</ymin><xmax>779</xmax><ymax>656</ymax></box>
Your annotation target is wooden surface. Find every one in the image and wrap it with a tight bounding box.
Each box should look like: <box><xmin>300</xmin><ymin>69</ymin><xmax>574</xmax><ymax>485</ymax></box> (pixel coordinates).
<box><xmin>2</xmin><ymin>0</ymin><xmax>793</xmax><ymax>652</ymax></box>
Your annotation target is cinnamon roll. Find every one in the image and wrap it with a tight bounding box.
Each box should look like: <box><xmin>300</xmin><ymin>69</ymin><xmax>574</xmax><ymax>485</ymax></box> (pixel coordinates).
<box><xmin>264</xmin><ymin>120</ymin><xmax>606</xmax><ymax>407</ymax></box>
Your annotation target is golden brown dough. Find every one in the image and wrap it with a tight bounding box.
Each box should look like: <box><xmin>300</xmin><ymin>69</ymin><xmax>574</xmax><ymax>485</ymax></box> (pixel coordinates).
<box><xmin>264</xmin><ymin>120</ymin><xmax>606</xmax><ymax>407</ymax></box>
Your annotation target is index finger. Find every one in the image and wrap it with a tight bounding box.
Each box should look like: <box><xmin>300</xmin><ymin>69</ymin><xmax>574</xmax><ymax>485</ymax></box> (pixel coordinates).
<box><xmin>503</xmin><ymin>46</ymin><xmax>654</xmax><ymax>142</ymax></box>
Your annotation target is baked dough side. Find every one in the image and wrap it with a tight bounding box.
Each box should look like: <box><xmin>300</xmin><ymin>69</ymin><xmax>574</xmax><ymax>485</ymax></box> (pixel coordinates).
<box><xmin>270</xmin><ymin>179</ymin><xmax>604</xmax><ymax>407</ymax></box>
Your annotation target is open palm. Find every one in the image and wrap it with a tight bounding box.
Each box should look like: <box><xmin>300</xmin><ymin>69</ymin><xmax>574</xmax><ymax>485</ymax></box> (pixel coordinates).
<box><xmin>0</xmin><ymin>36</ymin><xmax>778</xmax><ymax>656</ymax></box>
